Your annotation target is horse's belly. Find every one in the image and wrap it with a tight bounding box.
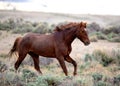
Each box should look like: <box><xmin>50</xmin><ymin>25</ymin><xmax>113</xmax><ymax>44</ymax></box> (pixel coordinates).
<box><xmin>38</xmin><ymin>49</ymin><xmax>56</xmax><ymax>57</ymax></box>
<box><xmin>31</xmin><ymin>45</ymin><xmax>56</xmax><ymax>57</ymax></box>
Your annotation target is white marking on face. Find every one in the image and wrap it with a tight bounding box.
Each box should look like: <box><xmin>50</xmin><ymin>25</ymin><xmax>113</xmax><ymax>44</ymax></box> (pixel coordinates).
<box><xmin>85</xmin><ymin>29</ymin><xmax>87</xmax><ymax>31</ymax></box>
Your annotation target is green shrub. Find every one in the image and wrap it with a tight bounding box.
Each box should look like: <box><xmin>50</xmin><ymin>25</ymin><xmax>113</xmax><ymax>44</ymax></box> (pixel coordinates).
<box><xmin>0</xmin><ymin>18</ymin><xmax>54</xmax><ymax>34</ymax></box>
<box><xmin>27</xmin><ymin>82</ymin><xmax>36</xmax><ymax>86</ymax></box>
<box><xmin>92</xmin><ymin>50</ymin><xmax>113</xmax><ymax>66</ymax></box>
<box><xmin>96</xmin><ymin>32</ymin><xmax>107</xmax><ymax>40</ymax></box>
<box><xmin>111</xmin><ymin>50</ymin><xmax>120</xmax><ymax>66</ymax></box>
<box><xmin>79</xmin><ymin>62</ymin><xmax>91</xmax><ymax>73</ymax></box>
<box><xmin>0</xmin><ymin>21</ymin><xmax>11</xmax><ymax>31</ymax></box>
<box><xmin>87</xmin><ymin>22</ymin><xmax>101</xmax><ymax>33</ymax></box>
<box><xmin>92</xmin><ymin>73</ymin><xmax>103</xmax><ymax>81</ymax></box>
<box><xmin>89</xmin><ymin>49</ymin><xmax>120</xmax><ymax>66</ymax></box>
<box><xmin>35</xmin><ymin>74</ymin><xmax>62</xmax><ymax>86</ymax></box>
<box><xmin>0</xmin><ymin>53</ymin><xmax>8</xmax><ymax>58</ymax></box>
<box><xmin>106</xmin><ymin>32</ymin><xmax>120</xmax><ymax>42</ymax></box>
<box><xmin>12</xmin><ymin>27</ymin><xmax>33</xmax><ymax>33</ymax></box>
<box><xmin>33</xmin><ymin>22</ymin><xmax>52</xmax><ymax>34</ymax></box>
<box><xmin>107</xmin><ymin>36</ymin><xmax>120</xmax><ymax>42</ymax></box>
<box><xmin>12</xmin><ymin>22</ymin><xmax>34</xmax><ymax>33</ymax></box>
<box><xmin>95</xmin><ymin>81</ymin><xmax>109</xmax><ymax>86</ymax></box>
<box><xmin>22</xmin><ymin>69</ymin><xmax>37</xmax><ymax>83</ymax></box>
<box><xmin>103</xmin><ymin>26</ymin><xmax>120</xmax><ymax>34</ymax></box>
<box><xmin>0</xmin><ymin>31</ymin><xmax>2</xmax><ymax>36</ymax></box>
<box><xmin>0</xmin><ymin>61</ymin><xmax>7</xmax><ymax>72</ymax></box>
<box><xmin>90</xmin><ymin>35</ymin><xmax>98</xmax><ymax>42</ymax></box>
<box><xmin>0</xmin><ymin>18</ymin><xmax>17</xmax><ymax>31</ymax></box>
<box><xmin>72</xmin><ymin>77</ymin><xmax>86</xmax><ymax>86</ymax></box>
<box><xmin>113</xmin><ymin>74</ymin><xmax>120</xmax><ymax>86</ymax></box>
<box><xmin>0</xmin><ymin>72</ymin><xmax>24</xmax><ymax>86</ymax></box>
<box><xmin>84</xmin><ymin>53</ymin><xmax>94</xmax><ymax>62</ymax></box>
<box><xmin>107</xmin><ymin>32</ymin><xmax>118</xmax><ymax>39</ymax></box>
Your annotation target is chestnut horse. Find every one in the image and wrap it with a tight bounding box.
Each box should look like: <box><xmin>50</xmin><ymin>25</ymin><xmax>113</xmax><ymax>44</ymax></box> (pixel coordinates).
<box><xmin>9</xmin><ymin>22</ymin><xmax>90</xmax><ymax>76</ymax></box>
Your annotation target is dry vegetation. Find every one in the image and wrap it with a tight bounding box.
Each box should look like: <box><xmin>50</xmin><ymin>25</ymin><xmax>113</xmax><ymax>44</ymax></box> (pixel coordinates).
<box><xmin>0</xmin><ymin>10</ymin><xmax>120</xmax><ymax>86</ymax></box>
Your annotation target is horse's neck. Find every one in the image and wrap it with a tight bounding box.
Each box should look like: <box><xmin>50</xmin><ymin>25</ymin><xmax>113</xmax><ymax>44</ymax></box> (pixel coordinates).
<box><xmin>63</xmin><ymin>28</ymin><xmax>76</xmax><ymax>45</ymax></box>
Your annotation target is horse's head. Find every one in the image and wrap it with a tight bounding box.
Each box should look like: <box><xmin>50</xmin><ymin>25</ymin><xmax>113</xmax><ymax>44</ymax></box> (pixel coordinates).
<box><xmin>76</xmin><ymin>22</ymin><xmax>90</xmax><ymax>46</ymax></box>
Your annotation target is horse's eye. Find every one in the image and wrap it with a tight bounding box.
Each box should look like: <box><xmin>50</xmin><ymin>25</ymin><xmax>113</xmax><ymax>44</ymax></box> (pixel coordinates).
<box><xmin>82</xmin><ymin>30</ymin><xmax>85</xmax><ymax>33</ymax></box>
<box><xmin>80</xmin><ymin>29</ymin><xmax>86</xmax><ymax>33</ymax></box>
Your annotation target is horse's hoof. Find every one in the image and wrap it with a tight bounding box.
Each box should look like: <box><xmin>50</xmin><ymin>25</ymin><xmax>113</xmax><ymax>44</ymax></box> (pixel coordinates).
<box><xmin>73</xmin><ymin>72</ymin><xmax>77</xmax><ymax>76</ymax></box>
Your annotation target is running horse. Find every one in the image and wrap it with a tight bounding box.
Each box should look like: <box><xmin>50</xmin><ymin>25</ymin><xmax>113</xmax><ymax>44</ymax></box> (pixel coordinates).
<box><xmin>9</xmin><ymin>22</ymin><xmax>90</xmax><ymax>76</ymax></box>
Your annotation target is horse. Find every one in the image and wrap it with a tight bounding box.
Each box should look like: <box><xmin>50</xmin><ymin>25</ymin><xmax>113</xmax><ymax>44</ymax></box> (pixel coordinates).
<box><xmin>9</xmin><ymin>22</ymin><xmax>90</xmax><ymax>76</ymax></box>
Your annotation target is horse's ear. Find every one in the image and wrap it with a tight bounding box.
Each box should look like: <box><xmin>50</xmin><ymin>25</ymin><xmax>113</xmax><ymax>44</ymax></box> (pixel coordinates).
<box><xmin>84</xmin><ymin>22</ymin><xmax>87</xmax><ymax>28</ymax></box>
<box><xmin>80</xmin><ymin>22</ymin><xmax>87</xmax><ymax>28</ymax></box>
<box><xmin>54</xmin><ymin>26</ymin><xmax>62</xmax><ymax>32</ymax></box>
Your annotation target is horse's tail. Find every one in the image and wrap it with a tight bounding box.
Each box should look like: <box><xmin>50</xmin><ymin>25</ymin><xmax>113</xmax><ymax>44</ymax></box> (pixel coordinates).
<box><xmin>9</xmin><ymin>37</ymin><xmax>22</xmax><ymax>57</ymax></box>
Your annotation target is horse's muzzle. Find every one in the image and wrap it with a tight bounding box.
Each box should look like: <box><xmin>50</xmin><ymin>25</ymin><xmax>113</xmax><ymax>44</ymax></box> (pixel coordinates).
<box><xmin>84</xmin><ymin>41</ymin><xmax>90</xmax><ymax>46</ymax></box>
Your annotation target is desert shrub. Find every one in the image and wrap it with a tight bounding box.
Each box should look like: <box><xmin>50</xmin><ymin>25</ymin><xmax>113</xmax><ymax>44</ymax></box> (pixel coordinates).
<box><xmin>103</xmin><ymin>26</ymin><xmax>120</xmax><ymax>34</ymax></box>
<box><xmin>87</xmin><ymin>22</ymin><xmax>102</xmax><ymax>33</ymax></box>
<box><xmin>0</xmin><ymin>61</ymin><xmax>7</xmax><ymax>72</ymax></box>
<box><xmin>95</xmin><ymin>81</ymin><xmax>110</xmax><ymax>86</ymax></box>
<box><xmin>107</xmin><ymin>36</ymin><xmax>120</xmax><ymax>42</ymax></box>
<box><xmin>110</xmin><ymin>49</ymin><xmax>120</xmax><ymax>66</ymax></box>
<box><xmin>27</xmin><ymin>82</ymin><xmax>36</xmax><ymax>86</ymax></box>
<box><xmin>96</xmin><ymin>32</ymin><xmax>107</xmax><ymax>40</ymax></box>
<box><xmin>84</xmin><ymin>53</ymin><xmax>93</xmax><ymax>62</ymax></box>
<box><xmin>33</xmin><ymin>22</ymin><xmax>52</xmax><ymax>34</ymax></box>
<box><xmin>22</xmin><ymin>69</ymin><xmax>37</xmax><ymax>83</ymax></box>
<box><xmin>115</xmin><ymin>51</ymin><xmax>120</xmax><ymax>65</ymax></box>
<box><xmin>92</xmin><ymin>73</ymin><xmax>111</xmax><ymax>86</ymax></box>
<box><xmin>89</xmin><ymin>32</ymin><xmax>107</xmax><ymax>41</ymax></box>
<box><xmin>89</xmin><ymin>49</ymin><xmax>120</xmax><ymax>66</ymax></box>
<box><xmin>90</xmin><ymin>35</ymin><xmax>98</xmax><ymax>42</ymax></box>
<box><xmin>35</xmin><ymin>74</ymin><xmax>62</xmax><ymax>86</ymax></box>
<box><xmin>114</xmin><ymin>74</ymin><xmax>120</xmax><ymax>85</ymax></box>
<box><xmin>70</xmin><ymin>77</ymin><xmax>86</xmax><ymax>86</ymax></box>
<box><xmin>79</xmin><ymin>62</ymin><xmax>91</xmax><ymax>73</ymax></box>
<box><xmin>92</xmin><ymin>72</ymin><xmax>103</xmax><ymax>81</ymax></box>
<box><xmin>0</xmin><ymin>18</ymin><xmax>20</xmax><ymax>31</ymax></box>
<box><xmin>0</xmin><ymin>31</ymin><xmax>2</xmax><ymax>36</ymax></box>
<box><xmin>12</xmin><ymin>22</ymin><xmax>34</xmax><ymax>33</ymax></box>
<box><xmin>0</xmin><ymin>72</ymin><xmax>25</xmax><ymax>86</ymax></box>
<box><xmin>0</xmin><ymin>21</ymin><xmax>11</xmax><ymax>31</ymax></box>
<box><xmin>92</xmin><ymin>50</ymin><xmax>113</xmax><ymax>66</ymax></box>
<box><xmin>0</xmin><ymin>53</ymin><xmax>8</xmax><ymax>58</ymax></box>
<box><xmin>105</xmin><ymin>32</ymin><xmax>120</xmax><ymax>42</ymax></box>
<box><xmin>107</xmin><ymin>32</ymin><xmax>118</xmax><ymax>39</ymax></box>
<box><xmin>0</xmin><ymin>18</ymin><xmax>54</xmax><ymax>34</ymax></box>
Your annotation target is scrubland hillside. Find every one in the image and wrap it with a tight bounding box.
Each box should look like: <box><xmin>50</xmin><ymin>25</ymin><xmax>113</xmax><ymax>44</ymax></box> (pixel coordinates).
<box><xmin>0</xmin><ymin>10</ymin><xmax>120</xmax><ymax>86</ymax></box>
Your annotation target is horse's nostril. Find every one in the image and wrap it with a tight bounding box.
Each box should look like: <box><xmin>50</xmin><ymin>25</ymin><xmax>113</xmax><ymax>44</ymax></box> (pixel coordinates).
<box><xmin>85</xmin><ymin>41</ymin><xmax>90</xmax><ymax>46</ymax></box>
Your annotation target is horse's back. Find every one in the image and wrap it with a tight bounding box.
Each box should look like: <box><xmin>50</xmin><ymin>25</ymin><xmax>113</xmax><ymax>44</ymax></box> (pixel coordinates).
<box><xmin>20</xmin><ymin>33</ymin><xmax>56</xmax><ymax>57</ymax></box>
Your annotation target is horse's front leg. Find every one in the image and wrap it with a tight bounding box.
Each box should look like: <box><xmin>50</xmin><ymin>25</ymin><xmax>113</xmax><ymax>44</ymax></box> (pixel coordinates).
<box><xmin>57</xmin><ymin>56</ymin><xmax>68</xmax><ymax>76</ymax></box>
<box><xmin>65</xmin><ymin>55</ymin><xmax>77</xmax><ymax>76</ymax></box>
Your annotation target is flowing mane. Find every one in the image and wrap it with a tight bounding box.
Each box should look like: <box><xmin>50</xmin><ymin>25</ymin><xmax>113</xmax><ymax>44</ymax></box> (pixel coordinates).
<box><xmin>54</xmin><ymin>22</ymin><xmax>80</xmax><ymax>31</ymax></box>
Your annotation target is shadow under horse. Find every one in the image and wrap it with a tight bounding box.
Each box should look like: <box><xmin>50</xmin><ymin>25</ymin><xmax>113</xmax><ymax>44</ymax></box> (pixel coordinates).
<box><xmin>9</xmin><ymin>22</ymin><xmax>90</xmax><ymax>76</ymax></box>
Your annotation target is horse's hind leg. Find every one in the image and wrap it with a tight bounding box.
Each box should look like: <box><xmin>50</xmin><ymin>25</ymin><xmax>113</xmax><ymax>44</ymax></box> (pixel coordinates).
<box><xmin>64</xmin><ymin>56</ymin><xmax>77</xmax><ymax>76</ymax></box>
<box><xmin>28</xmin><ymin>52</ymin><xmax>42</xmax><ymax>74</ymax></box>
<box><xmin>15</xmin><ymin>51</ymin><xmax>27</xmax><ymax>71</ymax></box>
